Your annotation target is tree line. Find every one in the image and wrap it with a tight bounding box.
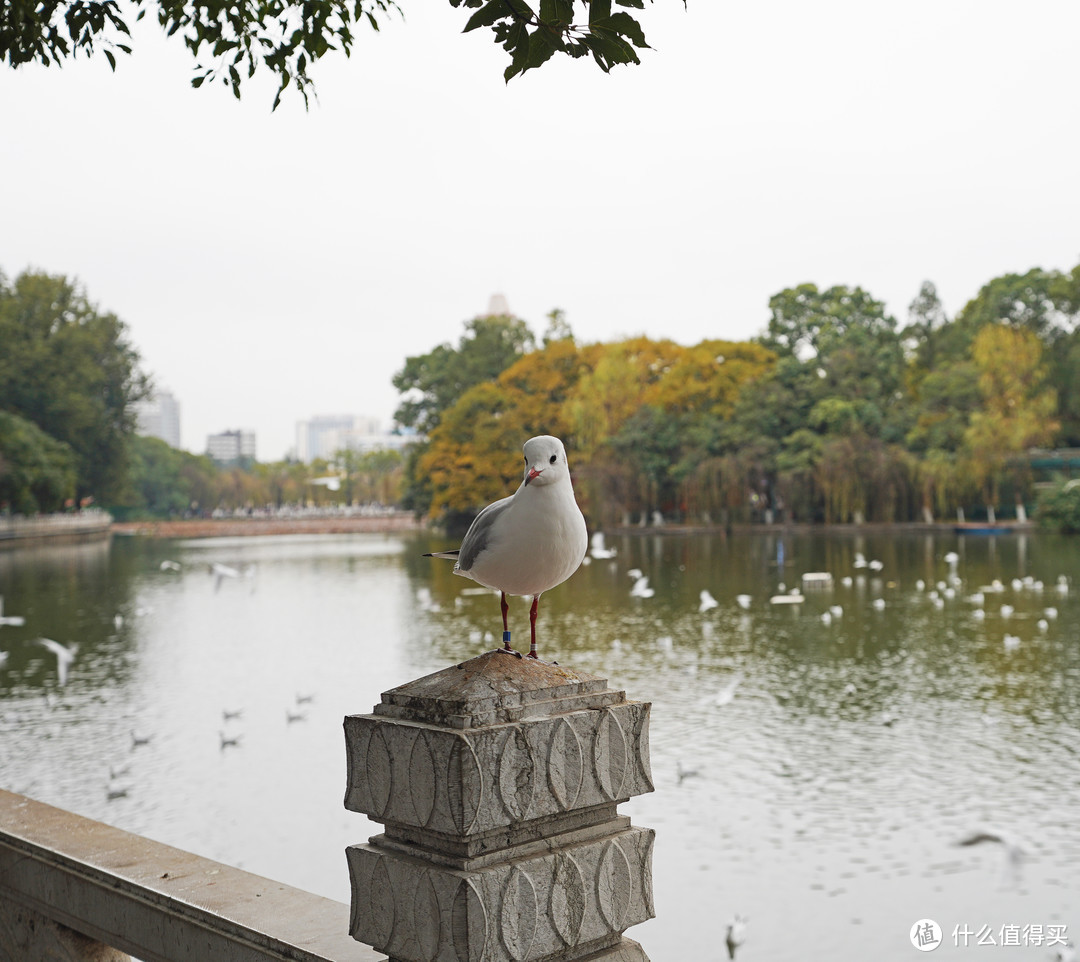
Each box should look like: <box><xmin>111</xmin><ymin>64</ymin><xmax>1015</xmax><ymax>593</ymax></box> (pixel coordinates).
<box><xmin>395</xmin><ymin>262</ymin><xmax>1080</xmax><ymax>530</ymax></box>
<box><xmin>6</xmin><ymin>263</ymin><xmax>1080</xmax><ymax>527</ymax></box>
<box><xmin>0</xmin><ymin>269</ymin><xmax>405</xmax><ymax>517</ymax></box>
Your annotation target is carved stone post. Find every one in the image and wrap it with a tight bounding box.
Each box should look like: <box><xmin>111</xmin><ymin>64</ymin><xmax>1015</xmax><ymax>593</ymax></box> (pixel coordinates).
<box><xmin>344</xmin><ymin>649</ymin><xmax>655</xmax><ymax>962</ymax></box>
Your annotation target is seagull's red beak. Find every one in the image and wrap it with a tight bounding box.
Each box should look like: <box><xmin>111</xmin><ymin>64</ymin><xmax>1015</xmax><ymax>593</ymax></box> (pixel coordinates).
<box><xmin>525</xmin><ymin>467</ymin><xmax>541</xmax><ymax>486</ymax></box>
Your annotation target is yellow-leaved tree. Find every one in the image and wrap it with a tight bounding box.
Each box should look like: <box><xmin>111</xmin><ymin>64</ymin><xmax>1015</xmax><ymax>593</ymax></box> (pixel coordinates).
<box><xmin>964</xmin><ymin>323</ymin><xmax>1058</xmax><ymax>520</ymax></box>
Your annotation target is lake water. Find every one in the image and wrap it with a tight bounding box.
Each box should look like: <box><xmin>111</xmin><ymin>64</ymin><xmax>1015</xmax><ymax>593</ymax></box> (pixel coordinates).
<box><xmin>1</xmin><ymin>528</ymin><xmax>1078</xmax><ymax>961</ymax></box>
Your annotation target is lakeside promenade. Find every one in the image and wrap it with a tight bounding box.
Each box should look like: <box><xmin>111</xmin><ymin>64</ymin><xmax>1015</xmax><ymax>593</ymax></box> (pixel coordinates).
<box><xmin>111</xmin><ymin>513</ymin><xmax>426</xmax><ymax>538</ymax></box>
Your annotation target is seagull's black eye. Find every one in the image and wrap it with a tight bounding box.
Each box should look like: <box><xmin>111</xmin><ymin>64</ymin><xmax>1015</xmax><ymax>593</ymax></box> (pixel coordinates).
<box><xmin>549</xmin><ymin>454</ymin><xmax>557</xmax><ymax>464</ymax></box>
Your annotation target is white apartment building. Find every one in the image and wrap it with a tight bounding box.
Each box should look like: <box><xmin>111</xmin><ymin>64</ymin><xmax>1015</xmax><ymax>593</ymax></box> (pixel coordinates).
<box><xmin>135</xmin><ymin>390</ymin><xmax>181</xmax><ymax>448</ymax></box>
<box><xmin>207</xmin><ymin>429</ymin><xmax>256</xmax><ymax>464</ymax></box>
<box><xmin>295</xmin><ymin>415</ymin><xmax>404</xmax><ymax>463</ymax></box>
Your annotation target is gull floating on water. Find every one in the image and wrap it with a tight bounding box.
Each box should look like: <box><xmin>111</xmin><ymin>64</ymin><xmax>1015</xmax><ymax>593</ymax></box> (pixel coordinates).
<box><xmin>699</xmin><ymin>590</ymin><xmax>719</xmax><ymax>613</ymax></box>
<box><xmin>676</xmin><ymin>760</ymin><xmax>701</xmax><ymax>783</ymax></box>
<box><xmin>630</xmin><ymin>575</ymin><xmax>655</xmax><ymax>599</ymax></box>
<box><xmin>425</xmin><ymin>437</ymin><xmax>588</xmax><ymax>660</ymax></box>
<box><xmin>159</xmin><ymin>560</ymin><xmax>181</xmax><ymax>572</ymax></box>
<box><xmin>736</xmin><ymin>594</ymin><xmax>752</xmax><ymax>610</ymax></box>
<box><xmin>0</xmin><ymin>596</ymin><xmax>26</xmax><ymax>628</ymax></box>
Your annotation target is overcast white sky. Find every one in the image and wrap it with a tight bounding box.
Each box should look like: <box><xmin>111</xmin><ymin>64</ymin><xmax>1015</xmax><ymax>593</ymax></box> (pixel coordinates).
<box><xmin>4</xmin><ymin>0</ymin><xmax>1079</xmax><ymax>461</ymax></box>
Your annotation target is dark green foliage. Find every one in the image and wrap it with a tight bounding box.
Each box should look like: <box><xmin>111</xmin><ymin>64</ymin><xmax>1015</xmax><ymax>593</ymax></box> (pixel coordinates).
<box><xmin>0</xmin><ymin>410</ymin><xmax>77</xmax><ymax>513</ymax></box>
<box><xmin>1036</xmin><ymin>479</ymin><xmax>1080</xmax><ymax>534</ymax></box>
<box><xmin>118</xmin><ymin>435</ymin><xmax>215</xmax><ymax>519</ymax></box>
<box><xmin>0</xmin><ymin>270</ymin><xmax>150</xmax><ymax>505</ymax></box>
<box><xmin>2</xmin><ymin>0</ymin><xmax>669</xmax><ymax>108</ymax></box>
<box><xmin>393</xmin><ymin>315</ymin><xmax>536</xmax><ymax>434</ymax></box>
<box><xmin>453</xmin><ymin>0</ymin><xmax>662</xmax><ymax>81</ymax></box>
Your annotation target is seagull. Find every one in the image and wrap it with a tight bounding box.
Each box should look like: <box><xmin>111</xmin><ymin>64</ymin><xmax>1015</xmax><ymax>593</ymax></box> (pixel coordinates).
<box><xmin>699</xmin><ymin>590</ymin><xmax>719</xmax><ymax>613</ymax></box>
<box><xmin>589</xmin><ymin>531</ymin><xmax>617</xmax><ymax>560</ymax></box>
<box><xmin>0</xmin><ymin>596</ymin><xmax>26</xmax><ymax>628</ymax></box>
<box><xmin>219</xmin><ymin>731</ymin><xmax>243</xmax><ymax>749</ymax></box>
<box><xmin>159</xmin><ymin>560</ymin><xmax>181</xmax><ymax>572</ymax></box>
<box><xmin>736</xmin><ymin>594</ymin><xmax>752</xmax><ymax>610</ymax></box>
<box><xmin>35</xmin><ymin>638</ymin><xmax>78</xmax><ymax>686</ymax></box>
<box><xmin>211</xmin><ymin>562</ymin><xmax>240</xmax><ymax>591</ymax></box>
<box><xmin>956</xmin><ymin>829</ymin><xmax>1026</xmax><ymax>887</ymax></box>
<box><xmin>222</xmin><ymin>708</ymin><xmax>244</xmax><ymax>721</ymax></box>
<box><xmin>676</xmin><ymin>760</ymin><xmax>701</xmax><ymax>783</ymax></box>
<box><xmin>725</xmin><ymin>913</ymin><xmax>748</xmax><ymax>960</ymax></box>
<box><xmin>424</xmin><ymin>436</ymin><xmax>588</xmax><ymax>660</ymax></box>
<box><xmin>713</xmin><ymin>672</ymin><xmax>743</xmax><ymax>706</ymax></box>
<box><xmin>630</xmin><ymin>575</ymin><xmax>655</xmax><ymax>599</ymax></box>
<box><xmin>286</xmin><ymin>709</ymin><xmax>308</xmax><ymax>724</ymax></box>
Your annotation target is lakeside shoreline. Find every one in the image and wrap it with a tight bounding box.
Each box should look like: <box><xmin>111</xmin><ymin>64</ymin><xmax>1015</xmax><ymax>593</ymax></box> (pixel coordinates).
<box><xmin>110</xmin><ymin>515</ymin><xmax>427</xmax><ymax>539</ymax></box>
<box><xmin>108</xmin><ymin>516</ymin><xmax>1039</xmax><ymax>540</ymax></box>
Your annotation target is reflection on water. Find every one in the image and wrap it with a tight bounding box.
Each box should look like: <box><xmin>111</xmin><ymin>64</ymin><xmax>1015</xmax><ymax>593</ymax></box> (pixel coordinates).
<box><xmin>1</xmin><ymin>529</ymin><xmax>1078</xmax><ymax>961</ymax></box>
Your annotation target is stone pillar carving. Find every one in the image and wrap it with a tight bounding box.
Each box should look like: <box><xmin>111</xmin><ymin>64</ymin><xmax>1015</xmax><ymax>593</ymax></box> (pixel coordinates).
<box><xmin>344</xmin><ymin>649</ymin><xmax>655</xmax><ymax>962</ymax></box>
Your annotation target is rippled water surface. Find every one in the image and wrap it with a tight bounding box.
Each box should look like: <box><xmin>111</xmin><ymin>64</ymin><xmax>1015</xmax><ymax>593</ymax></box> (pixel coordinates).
<box><xmin>1</xmin><ymin>529</ymin><xmax>1078</xmax><ymax>961</ymax></box>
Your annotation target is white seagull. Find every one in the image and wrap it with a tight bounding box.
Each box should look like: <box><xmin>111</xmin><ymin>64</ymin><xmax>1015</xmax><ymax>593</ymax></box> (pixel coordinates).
<box><xmin>0</xmin><ymin>596</ymin><xmax>26</xmax><ymax>628</ymax></box>
<box><xmin>425</xmin><ymin>435</ymin><xmax>588</xmax><ymax>660</ymax></box>
<box><xmin>35</xmin><ymin>638</ymin><xmax>78</xmax><ymax>686</ymax></box>
<box><xmin>699</xmin><ymin>590</ymin><xmax>719</xmax><ymax>613</ymax></box>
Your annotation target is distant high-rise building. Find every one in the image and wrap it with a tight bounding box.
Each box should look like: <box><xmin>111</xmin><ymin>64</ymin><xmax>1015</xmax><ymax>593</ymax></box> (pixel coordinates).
<box><xmin>135</xmin><ymin>390</ymin><xmax>181</xmax><ymax>448</ymax></box>
<box><xmin>296</xmin><ymin>414</ymin><xmax>378</xmax><ymax>463</ymax></box>
<box><xmin>487</xmin><ymin>292</ymin><xmax>511</xmax><ymax>316</ymax></box>
<box><xmin>207</xmin><ymin>429</ymin><xmax>256</xmax><ymax>464</ymax></box>
<box><xmin>295</xmin><ymin>415</ymin><xmax>415</xmax><ymax>463</ymax></box>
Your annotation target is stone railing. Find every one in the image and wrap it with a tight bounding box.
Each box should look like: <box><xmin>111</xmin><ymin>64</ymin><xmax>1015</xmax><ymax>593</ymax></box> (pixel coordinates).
<box><xmin>0</xmin><ymin>651</ymin><xmax>655</xmax><ymax>962</ymax></box>
<box><xmin>0</xmin><ymin>510</ymin><xmax>112</xmax><ymax>545</ymax></box>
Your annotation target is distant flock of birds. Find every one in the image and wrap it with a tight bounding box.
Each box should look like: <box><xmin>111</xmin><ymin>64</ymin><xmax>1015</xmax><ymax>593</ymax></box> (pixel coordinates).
<box><xmin>591</xmin><ymin>539</ymin><xmax>1069</xmax><ymax>661</ymax></box>
<box><xmin>1</xmin><ymin>560</ymin><xmax>317</xmax><ymax>804</ymax></box>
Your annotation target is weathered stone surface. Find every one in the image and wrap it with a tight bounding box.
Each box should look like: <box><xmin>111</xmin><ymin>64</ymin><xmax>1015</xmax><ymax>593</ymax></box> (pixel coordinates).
<box><xmin>347</xmin><ymin>826</ymin><xmax>654</xmax><ymax>962</ymax></box>
<box><xmin>0</xmin><ymin>901</ymin><xmax>132</xmax><ymax>962</ymax></box>
<box><xmin>344</xmin><ymin>702</ymin><xmax>653</xmax><ymax>846</ymax></box>
<box><xmin>373</xmin><ymin>650</ymin><xmax>624</xmax><ymax>729</ymax></box>
<box><xmin>346</xmin><ymin>651</ymin><xmax>654</xmax><ymax>962</ymax></box>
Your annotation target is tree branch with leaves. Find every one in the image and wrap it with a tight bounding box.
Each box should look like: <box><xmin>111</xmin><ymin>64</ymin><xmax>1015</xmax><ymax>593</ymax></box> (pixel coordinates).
<box><xmin>2</xmin><ymin>0</ymin><xmax>672</xmax><ymax>108</ymax></box>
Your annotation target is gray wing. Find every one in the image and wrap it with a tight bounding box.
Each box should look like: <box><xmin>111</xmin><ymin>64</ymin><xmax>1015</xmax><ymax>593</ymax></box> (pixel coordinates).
<box><xmin>457</xmin><ymin>495</ymin><xmax>513</xmax><ymax>572</ymax></box>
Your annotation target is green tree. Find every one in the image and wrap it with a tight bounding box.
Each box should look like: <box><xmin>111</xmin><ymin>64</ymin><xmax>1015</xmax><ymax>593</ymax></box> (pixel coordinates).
<box><xmin>120</xmin><ymin>434</ymin><xmax>219</xmax><ymax>518</ymax></box>
<box><xmin>0</xmin><ymin>269</ymin><xmax>150</xmax><ymax>504</ymax></box>
<box><xmin>901</xmin><ymin>279</ymin><xmax>948</xmax><ymax>388</ymax></box>
<box><xmin>0</xmin><ymin>410</ymin><xmax>77</xmax><ymax>513</ymax></box>
<box><xmin>2</xmin><ymin>0</ymin><xmax>666</xmax><ymax>108</ymax></box>
<box><xmin>393</xmin><ymin>314</ymin><xmax>536</xmax><ymax>435</ymax></box>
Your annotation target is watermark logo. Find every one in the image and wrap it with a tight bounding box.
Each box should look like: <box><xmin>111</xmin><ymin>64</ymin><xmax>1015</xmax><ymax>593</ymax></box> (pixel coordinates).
<box><xmin>911</xmin><ymin>919</ymin><xmax>943</xmax><ymax>952</ymax></box>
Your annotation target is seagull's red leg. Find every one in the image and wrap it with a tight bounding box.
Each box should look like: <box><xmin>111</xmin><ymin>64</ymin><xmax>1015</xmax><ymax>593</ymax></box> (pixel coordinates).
<box><xmin>501</xmin><ymin>592</ymin><xmax>513</xmax><ymax>650</ymax></box>
<box><xmin>526</xmin><ymin>594</ymin><xmax>540</xmax><ymax>658</ymax></box>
